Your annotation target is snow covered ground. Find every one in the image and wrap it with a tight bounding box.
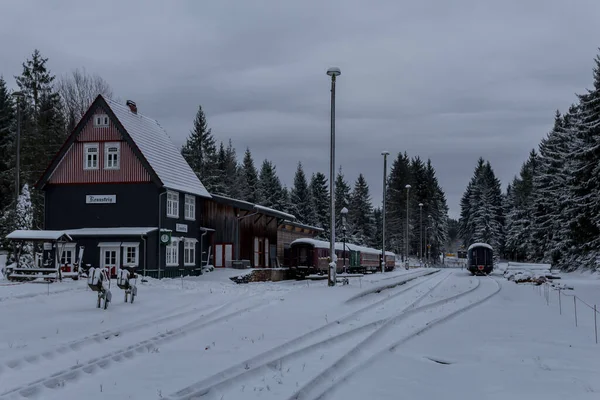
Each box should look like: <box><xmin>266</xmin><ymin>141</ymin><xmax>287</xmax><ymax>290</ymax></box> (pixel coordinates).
<box><xmin>0</xmin><ymin>266</ymin><xmax>598</xmax><ymax>399</ymax></box>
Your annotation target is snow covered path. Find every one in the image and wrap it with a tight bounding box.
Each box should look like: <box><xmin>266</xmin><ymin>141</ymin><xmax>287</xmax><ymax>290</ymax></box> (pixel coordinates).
<box><xmin>0</xmin><ymin>268</ymin><xmax>598</xmax><ymax>399</ymax></box>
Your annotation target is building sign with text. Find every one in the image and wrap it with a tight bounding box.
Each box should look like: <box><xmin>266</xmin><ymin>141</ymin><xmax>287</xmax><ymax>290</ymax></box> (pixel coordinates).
<box><xmin>86</xmin><ymin>195</ymin><xmax>116</xmax><ymax>204</ymax></box>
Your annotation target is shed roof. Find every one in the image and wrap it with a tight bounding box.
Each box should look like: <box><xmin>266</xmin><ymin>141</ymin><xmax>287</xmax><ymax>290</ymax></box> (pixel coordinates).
<box><xmin>6</xmin><ymin>230</ymin><xmax>72</xmax><ymax>241</ymax></box>
<box><xmin>65</xmin><ymin>227</ymin><xmax>158</xmax><ymax>236</ymax></box>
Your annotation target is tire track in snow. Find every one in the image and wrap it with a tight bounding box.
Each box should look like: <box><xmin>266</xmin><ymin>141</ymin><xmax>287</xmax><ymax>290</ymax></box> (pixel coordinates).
<box><xmin>163</xmin><ymin>271</ymin><xmax>452</xmax><ymax>400</ymax></box>
<box><xmin>295</xmin><ymin>277</ymin><xmax>502</xmax><ymax>400</ymax></box>
<box><xmin>0</xmin><ymin>284</ymin><xmax>261</xmax><ymax>374</ymax></box>
<box><xmin>0</xmin><ymin>292</ymin><xmax>283</xmax><ymax>400</ymax></box>
<box><xmin>0</xmin><ymin>302</ymin><xmax>230</xmax><ymax>374</ymax></box>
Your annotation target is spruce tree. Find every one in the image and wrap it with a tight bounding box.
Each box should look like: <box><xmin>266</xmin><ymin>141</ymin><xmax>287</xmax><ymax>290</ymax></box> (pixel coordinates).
<box><xmin>309</xmin><ymin>172</ymin><xmax>330</xmax><ymax>239</ymax></box>
<box><xmin>386</xmin><ymin>152</ymin><xmax>411</xmax><ymax>257</ymax></box>
<box><xmin>348</xmin><ymin>174</ymin><xmax>374</xmax><ymax>246</ymax></box>
<box><xmin>15</xmin><ymin>50</ymin><xmax>66</xmax><ymax>229</ymax></box>
<box><xmin>569</xmin><ymin>55</ymin><xmax>600</xmax><ymax>268</ymax></box>
<box><xmin>0</xmin><ymin>77</ymin><xmax>15</xmax><ymax>214</ymax></box>
<box><xmin>459</xmin><ymin>158</ymin><xmax>504</xmax><ymax>251</ymax></box>
<box><xmin>181</xmin><ymin>105</ymin><xmax>219</xmax><ymax>192</ymax></box>
<box><xmin>238</xmin><ymin>147</ymin><xmax>261</xmax><ymax>203</ymax></box>
<box><xmin>290</xmin><ymin>162</ymin><xmax>313</xmax><ymax>223</ymax></box>
<box><xmin>258</xmin><ymin>160</ymin><xmax>284</xmax><ymax>208</ymax></box>
<box><xmin>334</xmin><ymin>166</ymin><xmax>351</xmax><ymax>232</ymax></box>
<box><xmin>14</xmin><ymin>184</ymin><xmax>34</xmax><ymax>266</ymax></box>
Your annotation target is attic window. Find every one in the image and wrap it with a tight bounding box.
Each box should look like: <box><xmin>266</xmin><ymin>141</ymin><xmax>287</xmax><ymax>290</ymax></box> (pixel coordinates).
<box><xmin>93</xmin><ymin>114</ymin><xmax>109</xmax><ymax>127</ymax></box>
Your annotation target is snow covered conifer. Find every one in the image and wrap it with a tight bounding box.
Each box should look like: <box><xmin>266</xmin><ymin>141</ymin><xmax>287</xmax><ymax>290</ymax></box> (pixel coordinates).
<box><xmin>309</xmin><ymin>172</ymin><xmax>330</xmax><ymax>239</ymax></box>
<box><xmin>290</xmin><ymin>162</ymin><xmax>313</xmax><ymax>224</ymax></box>
<box><xmin>15</xmin><ymin>184</ymin><xmax>34</xmax><ymax>266</ymax></box>
<box><xmin>348</xmin><ymin>174</ymin><xmax>374</xmax><ymax>246</ymax></box>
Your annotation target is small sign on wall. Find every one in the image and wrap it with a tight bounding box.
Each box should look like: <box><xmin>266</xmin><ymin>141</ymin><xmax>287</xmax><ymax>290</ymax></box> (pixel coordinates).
<box><xmin>86</xmin><ymin>195</ymin><xmax>116</xmax><ymax>204</ymax></box>
<box><xmin>176</xmin><ymin>223</ymin><xmax>188</xmax><ymax>233</ymax></box>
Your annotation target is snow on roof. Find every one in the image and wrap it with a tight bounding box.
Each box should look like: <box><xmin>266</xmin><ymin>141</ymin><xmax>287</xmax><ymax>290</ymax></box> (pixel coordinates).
<box><xmin>291</xmin><ymin>238</ymin><xmax>346</xmax><ymax>251</ymax></box>
<box><xmin>468</xmin><ymin>242</ymin><xmax>493</xmax><ymax>251</ymax></box>
<box><xmin>253</xmin><ymin>205</ymin><xmax>295</xmax><ymax>221</ymax></box>
<box><xmin>105</xmin><ymin>97</ymin><xmax>211</xmax><ymax>199</ymax></box>
<box><xmin>280</xmin><ymin>220</ymin><xmax>324</xmax><ymax>232</ymax></box>
<box><xmin>65</xmin><ymin>227</ymin><xmax>158</xmax><ymax>236</ymax></box>
<box><xmin>6</xmin><ymin>230</ymin><xmax>72</xmax><ymax>241</ymax></box>
<box><xmin>289</xmin><ymin>238</ymin><xmax>396</xmax><ymax>256</ymax></box>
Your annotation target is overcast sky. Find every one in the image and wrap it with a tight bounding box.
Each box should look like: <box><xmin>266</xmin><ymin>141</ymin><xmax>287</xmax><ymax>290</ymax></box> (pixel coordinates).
<box><xmin>2</xmin><ymin>0</ymin><xmax>600</xmax><ymax>218</ymax></box>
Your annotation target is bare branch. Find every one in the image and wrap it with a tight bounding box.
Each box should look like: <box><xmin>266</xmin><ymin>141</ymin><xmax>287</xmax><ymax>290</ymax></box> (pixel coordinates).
<box><xmin>56</xmin><ymin>67</ymin><xmax>113</xmax><ymax>128</ymax></box>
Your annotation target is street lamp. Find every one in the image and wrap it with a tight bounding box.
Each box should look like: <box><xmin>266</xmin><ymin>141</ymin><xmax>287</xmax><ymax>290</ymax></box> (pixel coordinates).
<box><xmin>341</xmin><ymin>207</ymin><xmax>348</xmax><ymax>272</ymax></box>
<box><xmin>327</xmin><ymin>67</ymin><xmax>341</xmax><ymax>287</ymax></box>
<box><xmin>419</xmin><ymin>203</ymin><xmax>423</xmax><ymax>266</ymax></box>
<box><xmin>427</xmin><ymin>214</ymin><xmax>432</xmax><ymax>265</ymax></box>
<box><xmin>405</xmin><ymin>184</ymin><xmax>411</xmax><ymax>269</ymax></box>
<box><xmin>11</xmin><ymin>91</ymin><xmax>24</xmax><ymax>204</ymax></box>
<box><xmin>381</xmin><ymin>151</ymin><xmax>390</xmax><ymax>273</ymax></box>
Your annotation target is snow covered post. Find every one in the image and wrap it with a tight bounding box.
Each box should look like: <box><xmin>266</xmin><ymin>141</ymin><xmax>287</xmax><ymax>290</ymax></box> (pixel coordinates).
<box><xmin>558</xmin><ymin>288</ymin><xmax>562</xmax><ymax>315</ymax></box>
<box><xmin>574</xmin><ymin>296</ymin><xmax>578</xmax><ymax>327</ymax></box>
<box><xmin>594</xmin><ymin>305</ymin><xmax>597</xmax><ymax>344</ymax></box>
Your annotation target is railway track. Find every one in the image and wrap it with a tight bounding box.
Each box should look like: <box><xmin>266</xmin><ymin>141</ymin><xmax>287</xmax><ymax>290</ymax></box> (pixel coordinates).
<box><xmin>292</xmin><ymin>277</ymin><xmax>502</xmax><ymax>400</ymax></box>
<box><xmin>165</xmin><ymin>274</ymin><xmax>500</xmax><ymax>400</ymax></box>
<box><xmin>164</xmin><ymin>271</ymin><xmax>456</xmax><ymax>399</ymax></box>
<box><xmin>0</xmin><ymin>289</ymin><xmax>285</xmax><ymax>400</ymax></box>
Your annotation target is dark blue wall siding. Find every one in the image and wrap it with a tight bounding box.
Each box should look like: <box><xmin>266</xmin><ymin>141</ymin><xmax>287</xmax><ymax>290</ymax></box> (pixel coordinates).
<box><xmin>45</xmin><ymin>183</ymin><xmax>159</xmax><ymax>229</ymax></box>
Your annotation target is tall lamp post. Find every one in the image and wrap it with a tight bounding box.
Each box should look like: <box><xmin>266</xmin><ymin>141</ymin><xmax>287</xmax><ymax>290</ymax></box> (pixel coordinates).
<box><xmin>427</xmin><ymin>214</ymin><xmax>432</xmax><ymax>265</ymax></box>
<box><xmin>327</xmin><ymin>67</ymin><xmax>341</xmax><ymax>287</ymax></box>
<box><xmin>11</xmin><ymin>91</ymin><xmax>24</xmax><ymax>204</ymax></box>
<box><xmin>341</xmin><ymin>207</ymin><xmax>348</xmax><ymax>273</ymax></box>
<box><xmin>419</xmin><ymin>203</ymin><xmax>423</xmax><ymax>266</ymax></box>
<box><xmin>405</xmin><ymin>184</ymin><xmax>411</xmax><ymax>269</ymax></box>
<box><xmin>381</xmin><ymin>151</ymin><xmax>390</xmax><ymax>273</ymax></box>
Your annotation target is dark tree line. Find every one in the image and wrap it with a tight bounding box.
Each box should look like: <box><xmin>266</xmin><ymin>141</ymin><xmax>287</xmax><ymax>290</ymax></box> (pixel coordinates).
<box><xmin>460</xmin><ymin>50</ymin><xmax>600</xmax><ymax>271</ymax></box>
<box><xmin>181</xmin><ymin>106</ymin><xmax>450</xmax><ymax>256</ymax></box>
<box><xmin>0</xmin><ymin>50</ymin><xmax>112</xmax><ymax>250</ymax></box>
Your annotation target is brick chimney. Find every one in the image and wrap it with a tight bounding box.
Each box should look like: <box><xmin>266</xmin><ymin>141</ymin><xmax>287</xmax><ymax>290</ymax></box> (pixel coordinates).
<box><xmin>126</xmin><ymin>100</ymin><xmax>137</xmax><ymax>114</ymax></box>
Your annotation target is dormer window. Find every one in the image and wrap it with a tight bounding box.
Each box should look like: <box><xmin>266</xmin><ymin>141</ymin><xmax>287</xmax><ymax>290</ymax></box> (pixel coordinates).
<box><xmin>104</xmin><ymin>142</ymin><xmax>120</xmax><ymax>170</ymax></box>
<box><xmin>93</xmin><ymin>114</ymin><xmax>109</xmax><ymax>127</ymax></box>
<box><xmin>84</xmin><ymin>143</ymin><xmax>99</xmax><ymax>170</ymax></box>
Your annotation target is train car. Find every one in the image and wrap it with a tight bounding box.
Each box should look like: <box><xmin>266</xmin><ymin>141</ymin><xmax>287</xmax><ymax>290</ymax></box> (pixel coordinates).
<box><xmin>467</xmin><ymin>242</ymin><xmax>493</xmax><ymax>275</ymax></box>
<box><xmin>384</xmin><ymin>251</ymin><xmax>395</xmax><ymax>271</ymax></box>
<box><xmin>289</xmin><ymin>238</ymin><xmax>347</xmax><ymax>278</ymax></box>
<box><xmin>289</xmin><ymin>238</ymin><xmax>395</xmax><ymax>278</ymax></box>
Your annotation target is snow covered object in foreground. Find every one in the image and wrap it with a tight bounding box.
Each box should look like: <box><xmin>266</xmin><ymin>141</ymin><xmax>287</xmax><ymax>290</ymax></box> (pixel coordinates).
<box><xmin>87</xmin><ymin>267</ymin><xmax>112</xmax><ymax>309</ymax></box>
<box><xmin>117</xmin><ymin>267</ymin><xmax>138</xmax><ymax>303</ymax></box>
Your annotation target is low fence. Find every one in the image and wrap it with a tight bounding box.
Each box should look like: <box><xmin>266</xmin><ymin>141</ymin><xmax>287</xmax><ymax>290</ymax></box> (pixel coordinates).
<box><xmin>506</xmin><ymin>261</ymin><xmax>553</xmax><ymax>271</ymax></box>
<box><xmin>533</xmin><ymin>281</ymin><xmax>598</xmax><ymax>344</ymax></box>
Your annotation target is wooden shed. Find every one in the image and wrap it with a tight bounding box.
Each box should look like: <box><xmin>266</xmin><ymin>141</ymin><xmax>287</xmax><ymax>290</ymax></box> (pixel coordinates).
<box><xmin>201</xmin><ymin>194</ymin><xmax>295</xmax><ymax>268</ymax></box>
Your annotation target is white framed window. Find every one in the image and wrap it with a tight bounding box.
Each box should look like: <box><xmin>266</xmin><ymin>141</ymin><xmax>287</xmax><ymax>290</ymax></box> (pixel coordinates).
<box><xmin>93</xmin><ymin>114</ymin><xmax>109</xmax><ymax>127</ymax></box>
<box><xmin>184</xmin><ymin>194</ymin><xmax>195</xmax><ymax>220</ymax></box>
<box><xmin>84</xmin><ymin>143</ymin><xmax>99</xmax><ymax>170</ymax></box>
<box><xmin>166</xmin><ymin>191</ymin><xmax>179</xmax><ymax>218</ymax></box>
<box><xmin>104</xmin><ymin>142</ymin><xmax>120</xmax><ymax>170</ymax></box>
<box><xmin>121</xmin><ymin>242</ymin><xmax>139</xmax><ymax>266</ymax></box>
<box><xmin>184</xmin><ymin>239</ymin><xmax>196</xmax><ymax>266</ymax></box>
<box><xmin>166</xmin><ymin>239</ymin><xmax>179</xmax><ymax>266</ymax></box>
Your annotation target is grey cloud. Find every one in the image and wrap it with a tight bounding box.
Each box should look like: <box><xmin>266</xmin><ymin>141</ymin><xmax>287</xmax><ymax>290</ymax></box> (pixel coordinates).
<box><xmin>2</xmin><ymin>0</ymin><xmax>600</xmax><ymax>219</ymax></box>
